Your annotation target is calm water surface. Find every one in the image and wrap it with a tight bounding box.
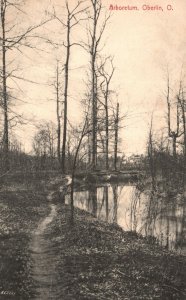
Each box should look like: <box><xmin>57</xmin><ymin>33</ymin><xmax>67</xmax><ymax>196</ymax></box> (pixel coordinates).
<box><xmin>66</xmin><ymin>183</ymin><xmax>186</xmax><ymax>254</ymax></box>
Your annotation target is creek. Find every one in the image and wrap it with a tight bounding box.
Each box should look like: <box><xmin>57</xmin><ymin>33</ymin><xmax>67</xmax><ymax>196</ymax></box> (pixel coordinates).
<box><xmin>65</xmin><ymin>183</ymin><xmax>185</xmax><ymax>254</ymax></box>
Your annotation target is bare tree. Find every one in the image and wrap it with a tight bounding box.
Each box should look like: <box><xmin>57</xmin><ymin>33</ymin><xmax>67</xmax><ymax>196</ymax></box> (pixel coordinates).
<box><xmin>87</xmin><ymin>0</ymin><xmax>110</xmax><ymax>169</ymax></box>
<box><xmin>33</xmin><ymin>121</ymin><xmax>57</xmax><ymax>160</ymax></box>
<box><xmin>177</xmin><ymin>81</ymin><xmax>186</xmax><ymax>196</ymax></box>
<box><xmin>55</xmin><ymin>60</ymin><xmax>62</xmax><ymax>163</ymax></box>
<box><xmin>177</xmin><ymin>81</ymin><xmax>186</xmax><ymax>158</ymax></box>
<box><xmin>166</xmin><ymin>76</ymin><xmax>182</xmax><ymax>158</ymax></box>
<box><xmin>1</xmin><ymin>0</ymin><xmax>8</xmax><ymax>168</ymax></box>
<box><xmin>114</xmin><ymin>102</ymin><xmax>119</xmax><ymax>171</ymax></box>
<box><xmin>147</xmin><ymin>115</ymin><xmax>156</xmax><ymax>190</ymax></box>
<box><xmin>53</xmin><ymin>1</ymin><xmax>87</xmax><ymax>174</ymax></box>
<box><xmin>0</xmin><ymin>0</ymin><xmax>51</xmax><ymax>170</ymax></box>
<box><xmin>99</xmin><ymin>56</ymin><xmax>114</xmax><ymax>170</ymax></box>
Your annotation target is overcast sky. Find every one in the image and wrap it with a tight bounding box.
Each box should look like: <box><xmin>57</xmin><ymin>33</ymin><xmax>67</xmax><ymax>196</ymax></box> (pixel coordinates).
<box><xmin>6</xmin><ymin>0</ymin><xmax>186</xmax><ymax>155</ymax></box>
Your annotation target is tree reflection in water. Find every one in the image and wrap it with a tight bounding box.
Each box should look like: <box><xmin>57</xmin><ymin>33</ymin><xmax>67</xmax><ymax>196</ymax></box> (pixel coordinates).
<box><xmin>65</xmin><ymin>183</ymin><xmax>185</xmax><ymax>254</ymax></box>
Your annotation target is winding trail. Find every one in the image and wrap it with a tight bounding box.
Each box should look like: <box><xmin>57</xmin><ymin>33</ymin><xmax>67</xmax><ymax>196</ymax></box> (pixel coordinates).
<box><xmin>29</xmin><ymin>202</ymin><xmax>61</xmax><ymax>300</ymax></box>
<box><xmin>34</xmin><ymin>204</ymin><xmax>56</xmax><ymax>236</ymax></box>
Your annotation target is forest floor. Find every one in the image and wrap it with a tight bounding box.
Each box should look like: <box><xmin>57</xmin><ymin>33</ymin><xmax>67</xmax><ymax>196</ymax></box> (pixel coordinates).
<box><xmin>0</xmin><ymin>174</ymin><xmax>185</xmax><ymax>300</ymax></box>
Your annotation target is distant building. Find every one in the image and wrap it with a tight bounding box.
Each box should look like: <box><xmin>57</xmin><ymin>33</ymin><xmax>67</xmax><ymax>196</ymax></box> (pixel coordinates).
<box><xmin>122</xmin><ymin>154</ymin><xmax>144</xmax><ymax>169</ymax></box>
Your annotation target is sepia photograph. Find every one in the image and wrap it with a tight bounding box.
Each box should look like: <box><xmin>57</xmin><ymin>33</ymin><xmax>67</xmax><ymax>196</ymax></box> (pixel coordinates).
<box><xmin>0</xmin><ymin>0</ymin><xmax>185</xmax><ymax>299</ymax></box>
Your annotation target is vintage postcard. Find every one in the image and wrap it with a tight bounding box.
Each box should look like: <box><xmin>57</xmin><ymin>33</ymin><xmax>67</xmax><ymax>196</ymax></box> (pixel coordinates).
<box><xmin>0</xmin><ymin>0</ymin><xmax>185</xmax><ymax>299</ymax></box>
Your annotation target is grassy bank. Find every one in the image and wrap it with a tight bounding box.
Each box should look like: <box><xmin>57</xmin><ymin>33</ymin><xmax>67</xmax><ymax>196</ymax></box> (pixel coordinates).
<box><xmin>48</xmin><ymin>204</ymin><xmax>186</xmax><ymax>300</ymax></box>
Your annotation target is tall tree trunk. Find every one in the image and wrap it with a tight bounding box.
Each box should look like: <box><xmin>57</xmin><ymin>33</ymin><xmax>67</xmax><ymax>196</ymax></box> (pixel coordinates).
<box><xmin>56</xmin><ymin>62</ymin><xmax>61</xmax><ymax>163</ymax></box>
<box><xmin>166</xmin><ymin>77</ymin><xmax>180</xmax><ymax>160</ymax></box>
<box><xmin>172</xmin><ymin>134</ymin><xmax>177</xmax><ymax>159</ymax></box>
<box><xmin>61</xmin><ymin>20</ymin><xmax>70</xmax><ymax>174</ymax></box>
<box><xmin>180</xmin><ymin>94</ymin><xmax>186</xmax><ymax>197</ymax></box>
<box><xmin>148</xmin><ymin>117</ymin><xmax>156</xmax><ymax>190</ymax></box>
<box><xmin>88</xmin><ymin>131</ymin><xmax>91</xmax><ymax>165</ymax></box>
<box><xmin>1</xmin><ymin>0</ymin><xmax>9</xmax><ymax>170</ymax></box>
<box><xmin>88</xmin><ymin>0</ymin><xmax>110</xmax><ymax>170</ymax></box>
<box><xmin>114</xmin><ymin>103</ymin><xmax>119</xmax><ymax>171</ymax></box>
<box><xmin>99</xmin><ymin>57</ymin><xmax>114</xmax><ymax>170</ymax></box>
<box><xmin>91</xmin><ymin>59</ymin><xmax>97</xmax><ymax>169</ymax></box>
<box><xmin>90</xmin><ymin>1</ymin><xmax>97</xmax><ymax>170</ymax></box>
<box><xmin>105</xmin><ymin>89</ymin><xmax>109</xmax><ymax>170</ymax></box>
